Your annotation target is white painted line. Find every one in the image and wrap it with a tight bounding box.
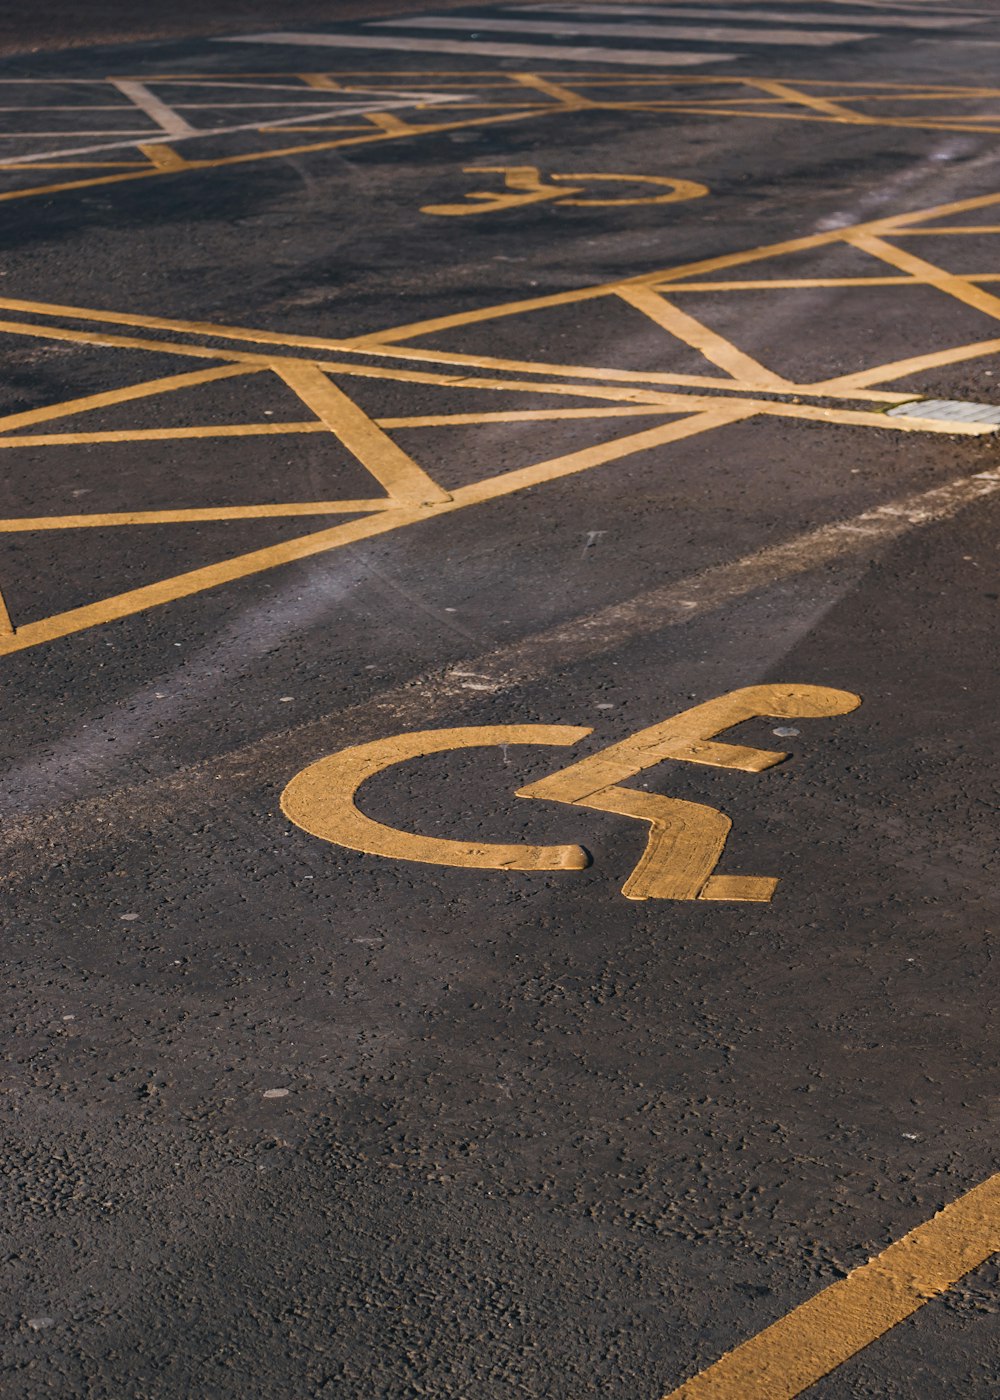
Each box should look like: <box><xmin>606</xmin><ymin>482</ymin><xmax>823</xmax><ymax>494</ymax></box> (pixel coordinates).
<box><xmin>217</xmin><ymin>32</ymin><xmax>737</xmax><ymax>67</ymax></box>
<box><xmin>372</xmin><ymin>14</ymin><xmax>875</xmax><ymax>47</ymax></box>
<box><xmin>108</xmin><ymin>79</ymin><xmax>197</xmax><ymax>136</ymax></box>
<box><xmin>508</xmin><ymin>2</ymin><xmax>980</xmax><ymax>29</ymax></box>
<box><xmin>0</xmin><ymin>93</ymin><xmax>463</xmax><ymax>169</ymax></box>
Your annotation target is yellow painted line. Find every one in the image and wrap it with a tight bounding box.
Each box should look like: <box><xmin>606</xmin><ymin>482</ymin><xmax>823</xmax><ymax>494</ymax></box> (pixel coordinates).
<box><xmin>661</xmin><ymin>1172</ymin><xmax>1000</xmax><ymax>1400</ymax></box>
<box><xmin>805</xmin><ymin>336</ymin><xmax>1000</xmax><ymax>393</ymax></box>
<box><xmin>378</xmin><ymin>405</ymin><xmax>677</xmax><ymax>426</ymax></box>
<box><xmin>0</xmin><ymin>101</ymin><xmax>562</xmax><ymax>205</ymax></box>
<box><xmin>353</xmin><ymin>188</ymin><xmax>1000</xmax><ymax>348</ymax></box>
<box><xmin>273</xmin><ymin>359</ymin><xmax>451</xmax><ymax>505</ymax></box>
<box><xmin>895</xmin><ymin>226</ymin><xmax>1000</xmax><ymax>234</ymax></box>
<box><xmin>0</xmin><ymin>363</ymin><xmax>258</xmax><ymax>435</ymax></box>
<box><xmin>0</xmin><ymin>407</ymin><xmax>746</xmax><ymax>656</ymax></box>
<box><xmin>509</xmin><ymin>71</ymin><xmax>596</xmax><ymax>108</ymax></box>
<box><xmin>0</xmin><ymin>422</ymin><xmax>326</xmax><ymax>447</ymax></box>
<box><xmin>0</xmin><ymin>297</ymin><xmax>917</xmax><ymax>402</ymax></box>
<box><xmin>844</xmin><ymin>231</ymin><xmax>1000</xmax><ymax>325</ymax></box>
<box><xmin>666</xmin><ymin>276</ymin><xmax>1000</xmax><ymax>290</ymax></box>
<box><xmin>0</xmin><ymin>159</ymin><xmax>151</xmax><ymax>170</ymax></box>
<box><xmin>0</xmin><ymin>501</ymin><xmax>391</xmax><ymax>531</ymax></box>
<box><xmin>0</xmin><ymin>583</ymin><xmax>13</xmax><ymax>637</ymax></box>
<box><xmin>617</xmin><ymin>286</ymin><xmax>794</xmax><ymax>389</ymax></box>
<box><xmin>743</xmin><ymin>78</ymin><xmax>868</xmax><ymax>122</ymax></box>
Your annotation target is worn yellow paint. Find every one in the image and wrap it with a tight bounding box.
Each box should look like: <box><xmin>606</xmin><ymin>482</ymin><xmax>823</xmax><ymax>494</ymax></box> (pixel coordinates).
<box><xmin>422</xmin><ymin>164</ymin><xmax>585</xmax><ymax>217</ymax></box>
<box><xmin>519</xmin><ymin>685</ymin><xmax>859</xmax><ymax>901</ymax></box>
<box><xmin>423</xmin><ymin>166</ymin><xmax>707</xmax><ymax>217</ymax></box>
<box><xmin>281</xmin><ymin>725</ymin><xmax>592</xmax><ymax>872</ymax></box>
<box><xmin>0</xmin><ymin>583</ymin><xmax>13</xmax><ymax>637</ymax></box>
<box><xmin>661</xmin><ymin>1171</ymin><xmax>1000</xmax><ymax>1400</ymax></box>
<box><xmin>554</xmin><ymin>172</ymin><xmax>709</xmax><ymax>208</ymax></box>
<box><xmin>137</xmin><ymin>143</ymin><xmax>189</xmax><ymax>172</ymax></box>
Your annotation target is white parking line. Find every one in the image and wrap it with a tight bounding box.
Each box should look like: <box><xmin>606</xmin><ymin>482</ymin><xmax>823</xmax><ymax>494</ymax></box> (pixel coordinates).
<box><xmin>510</xmin><ymin>2</ymin><xmax>979</xmax><ymax>29</ymax></box>
<box><xmin>219</xmin><ymin>32</ymin><xmax>736</xmax><ymax>67</ymax></box>
<box><xmin>109</xmin><ymin>79</ymin><xmax>196</xmax><ymax>137</ymax></box>
<box><xmin>0</xmin><ymin>93</ymin><xmax>462</xmax><ymax>169</ymax></box>
<box><xmin>373</xmin><ymin>14</ymin><xmax>875</xmax><ymax>47</ymax></box>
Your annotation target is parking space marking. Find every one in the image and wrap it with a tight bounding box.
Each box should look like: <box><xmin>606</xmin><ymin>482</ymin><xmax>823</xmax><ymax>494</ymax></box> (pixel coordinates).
<box><xmin>6</xmin><ymin>71</ymin><xmax>1000</xmax><ymax>207</ymax></box>
<box><xmin>662</xmin><ymin>1171</ymin><xmax>1000</xmax><ymax>1398</ymax></box>
<box><xmin>3</xmin><ymin>185</ymin><xmax>1000</xmax><ymax>654</ymax></box>
<box><xmin>283</xmin><ymin>686</ymin><xmax>860</xmax><ymax>901</ymax></box>
<box><xmin>4</xmin><ymin>462</ymin><xmax>999</xmax><ymax>874</ymax></box>
<box><xmin>422</xmin><ymin>166</ymin><xmax>708</xmax><ymax>216</ymax></box>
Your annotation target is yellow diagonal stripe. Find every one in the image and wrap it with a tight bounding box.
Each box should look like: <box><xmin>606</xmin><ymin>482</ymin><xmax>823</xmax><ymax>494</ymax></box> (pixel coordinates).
<box><xmin>662</xmin><ymin>1172</ymin><xmax>1000</xmax><ymax>1400</ymax></box>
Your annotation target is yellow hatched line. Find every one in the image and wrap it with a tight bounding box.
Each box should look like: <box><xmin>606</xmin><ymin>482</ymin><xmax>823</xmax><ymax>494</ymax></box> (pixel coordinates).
<box><xmin>0</xmin><ymin>408</ymin><xmax>748</xmax><ymax>657</ymax></box>
<box><xmin>617</xmin><ymin>286</ymin><xmax>793</xmax><ymax>390</ymax></box>
<box><xmin>806</xmin><ymin>336</ymin><xmax>1000</xmax><ymax>394</ymax></box>
<box><xmin>0</xmin><ymin>500</ymin><xmax>393</xmax><ymax>531</ymax></box>
<box><xmin>272</xmin><ymin>359</ymin><xmax>451</xmax><ymax>506</ymax></box>
<box><xmin>349</xmin><ymin>189</ymin><xmax>1000</xmax><ymax>349</ymax></box>
<box><xmin>0</xmin><ymin>363</ymin><xmax>258</xmax><ymax>435</ymax></box>
<box><xmin>0</xmin><ymin>422</ymin><xmax>326</xmax><ymax>446</ymax></box>
<box><xmin>742</xmin><ymin>78</ymin><xmax>868</xmax><ymax>123</ymax></box>
<box><xmin>662</xmin><ymin>1172</ymin><xmax>1000</xmax><ymax>1400</ymax></box>
<box><xmin>845</xmin><ymin>231</ymin><xmax>1000</xmax><ymax>323</ymax></box>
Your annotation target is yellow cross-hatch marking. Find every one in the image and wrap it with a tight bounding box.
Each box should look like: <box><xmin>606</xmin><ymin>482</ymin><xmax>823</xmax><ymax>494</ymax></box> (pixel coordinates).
<box><xmin>7</xmin><ymin>71</ymin><xmax>1000</xmax><ymax>206</ymax></box>
<box><xmin>3</xmin><ymin>184</ymin><xmax>1000</xmax><ymax>654</ymax></box>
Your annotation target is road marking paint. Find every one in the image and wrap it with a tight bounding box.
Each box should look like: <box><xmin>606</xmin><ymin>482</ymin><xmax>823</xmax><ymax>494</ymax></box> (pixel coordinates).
<box><xmin>220</xmin><ymin>34</ymin><xmax>738</xmax><ymax>68</ymax></box>
<box><xmin>0</xmin><ymin>93</ymin><xmax>464</xmax><ymax>169</ymax></box>
<box><xmin>0</xmin><ymin>408</ymin><xmax>745</xmax><ymax>657</ymax></box>
<box><xmin>514</xmin><ymin>3</ymin><xmax>980</xmax><ymax>30</ymax></box>
<box><xmin>422</xmin><ymin>165</ymin><xmax>707</xmax><ymax>216</ymax></box>
<box><xmin>375</xmin><ymin>15</ymin><xmax>876</xmax><ymax>47</ymax></box>
<box><xmin>0</xmin><ymin>363</ymin><xmax>258</xmax><ymax>436</ymax></box>
<box><xmin>618</xmin><ymin>286</ymin><xmax>793</xmax><ymax>389</ymax></box>
<box><xmin>7</xmin><ymin>71</ymin><xmax>1000</xmax><ymax>206</ymax></box>
<box><xmin>282</xmin><ymin>686</ymin><xmax>859</xmax><ymax>900</ymax></box>
<box><xmin>661</xmin><ymin>1171</ymin><xmax>1000</xmax><ymax>1399</ymax></box>
<box><xmin>0</xmin><ymin>501</ymin><xmax>392</xmax><ymax>531</ymax></box>
<box><xmin>3</xmin><ymin>466</ymin><xmax>998</xmax><ymax>873</ymax></box>
<box><xmin>518</xmin><ymin>685</ymin><xmax>859</xmax><ymax>900</ymax></box>
<box><xmin>282</xmin><ymin>724</ymin><xmax>593</xmax><ymax>873</ymax></box>
<box><xmin>0</xmin><ymin>584</ymin><xmax>14</xmax><ymax>638</ymax></box>
<box><xmin>3</xmin><ymin>182</ymin><xmax>1000</xmax><ymax>649</ymax></box>
<box><xmin>108</xmin><ymin>79</ymin><xmax>197</xmax><ymax>137</ymax></box>
<box><xmin>272</xmin><ymin>360</ymin><xmax>451</xmax><ymax>506</ymax></box>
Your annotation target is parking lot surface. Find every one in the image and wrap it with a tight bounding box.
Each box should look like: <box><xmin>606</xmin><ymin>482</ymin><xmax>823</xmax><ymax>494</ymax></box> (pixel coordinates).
<box><xmin>2</xmin><ymin>3</ymin><xmax>999</xmax><ymax>1396</ymax></box>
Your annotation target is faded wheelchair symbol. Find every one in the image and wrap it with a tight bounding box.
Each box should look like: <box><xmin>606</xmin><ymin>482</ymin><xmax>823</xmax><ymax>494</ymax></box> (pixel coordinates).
<box><xmin>421</xmin><ymin>165</ymin><xmax>709</xmax><ymax>217</ymax></box>
<box><xmin>281</xmin><ymin>684</ymin><xmax>860</xmax><ymax>903</ymax></box>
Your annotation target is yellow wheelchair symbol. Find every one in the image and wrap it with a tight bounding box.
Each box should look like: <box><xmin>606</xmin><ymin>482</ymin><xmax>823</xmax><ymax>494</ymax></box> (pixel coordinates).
<box><xmin>421</xmin><ymin>165</ymin><xmax>709</xmax><ymax>217</ymax></box>
<box><xmin>281</xmin><ymin>684</ymin><xmax>860</xmax><ymax>903</ymax></box>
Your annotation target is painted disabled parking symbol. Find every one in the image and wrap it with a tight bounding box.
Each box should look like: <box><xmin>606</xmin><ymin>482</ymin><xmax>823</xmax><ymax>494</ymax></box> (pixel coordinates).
<box><xmin>421</xmin><ymin>165</ymin><xmax>708</xmax><ymax>216</ymax></box>
<box><xmin>281</xmin><ymin>684</ymin><xmax>860</xmax><ymax>902</ymax></box>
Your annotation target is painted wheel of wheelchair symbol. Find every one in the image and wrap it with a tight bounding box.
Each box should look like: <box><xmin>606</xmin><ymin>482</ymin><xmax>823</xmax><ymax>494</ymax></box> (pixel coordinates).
<box><xmin>422</xmin><ymin>166</ymin><xmax>709</xmax><ymax>217</ymax></box>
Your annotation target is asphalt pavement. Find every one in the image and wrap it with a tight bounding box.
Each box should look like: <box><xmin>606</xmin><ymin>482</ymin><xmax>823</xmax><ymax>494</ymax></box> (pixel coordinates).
<box><xmin>2</xmin><ymin>2</ymin><xmax>999</xmax><ymax>1396</ymax></box>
